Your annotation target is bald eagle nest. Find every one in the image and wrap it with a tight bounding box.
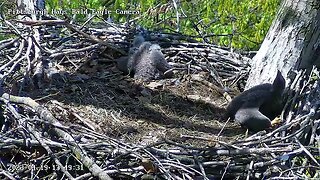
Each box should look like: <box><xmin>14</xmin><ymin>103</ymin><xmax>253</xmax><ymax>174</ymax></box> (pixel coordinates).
<box><xmin>0</xmin><ymin>19</ymin><xmax>319</xmax><ymax>179</ymax></box>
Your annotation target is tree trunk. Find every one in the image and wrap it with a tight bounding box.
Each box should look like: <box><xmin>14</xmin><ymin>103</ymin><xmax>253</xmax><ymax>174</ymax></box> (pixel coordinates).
<box><xmin>246</xmin><ymin>0</ymin><xmax>320</xmax><ymax>89</ymax></box>
<box><xmin>17</xmin><ymin>0</ymin><xmax>37</xmax><ymax>20</ymax></box>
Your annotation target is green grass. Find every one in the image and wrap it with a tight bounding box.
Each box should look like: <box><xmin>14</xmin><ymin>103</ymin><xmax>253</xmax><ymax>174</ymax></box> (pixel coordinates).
<box><xmin>1</xmin><ymin>0</ymin><xmax>280</xmax><ymax>50</ymax></box>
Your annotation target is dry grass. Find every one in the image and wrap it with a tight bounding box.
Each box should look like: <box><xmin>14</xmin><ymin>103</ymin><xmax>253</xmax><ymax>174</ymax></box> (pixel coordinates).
<box><xmin>30</xmin><ymin>65</ymin><xmax>245</xmax><ymax>148</ymax></box>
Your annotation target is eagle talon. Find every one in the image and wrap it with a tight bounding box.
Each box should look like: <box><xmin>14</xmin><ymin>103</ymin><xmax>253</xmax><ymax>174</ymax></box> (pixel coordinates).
<box><xmin>271</xmin><ymin>117</ymin><xmax>282</xmax><ymax>126</ymax></box>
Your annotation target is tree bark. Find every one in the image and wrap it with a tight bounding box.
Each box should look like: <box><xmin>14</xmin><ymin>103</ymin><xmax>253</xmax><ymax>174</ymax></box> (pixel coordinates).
<box><xmin>246</xmin><ymin>0</ymin><xmax>320</xmax><ymax>89</ymax></box>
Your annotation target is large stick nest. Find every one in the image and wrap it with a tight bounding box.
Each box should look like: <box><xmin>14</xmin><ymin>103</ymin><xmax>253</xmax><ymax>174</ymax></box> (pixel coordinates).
<box><xmin>0</xmin><ymin>17</ymin><xmax>319</xmax><ymax>180</ymax></box>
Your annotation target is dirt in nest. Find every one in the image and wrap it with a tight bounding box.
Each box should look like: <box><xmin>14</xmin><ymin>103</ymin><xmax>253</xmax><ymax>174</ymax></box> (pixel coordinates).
<box><xmin>29</xmin><ymin>62</ymin><xmax>247</xmax><ymax>147</ymax></box>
